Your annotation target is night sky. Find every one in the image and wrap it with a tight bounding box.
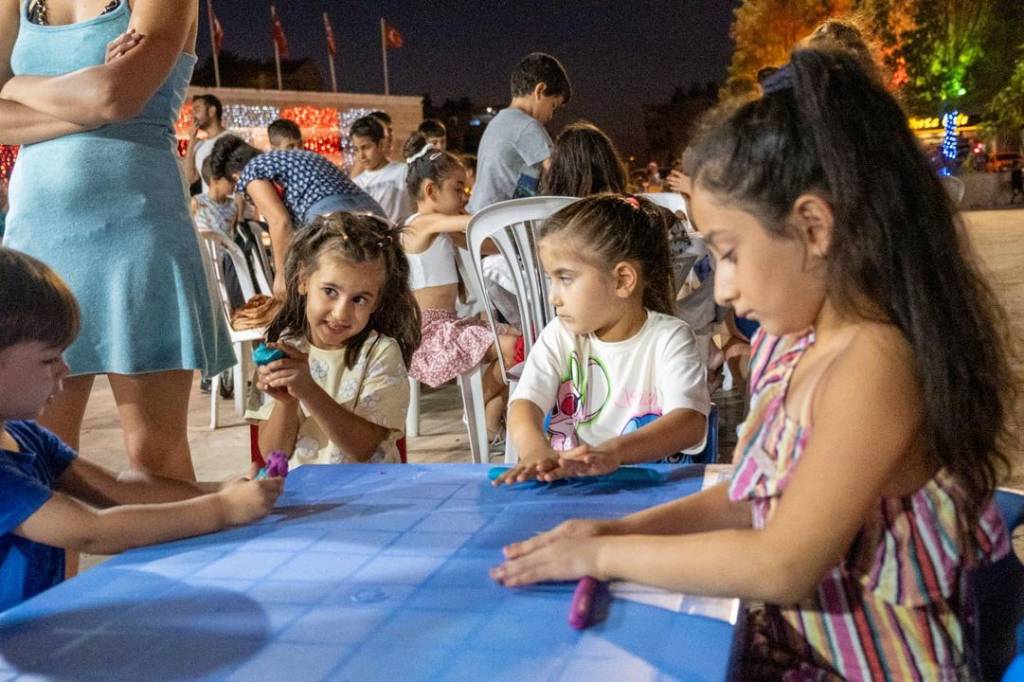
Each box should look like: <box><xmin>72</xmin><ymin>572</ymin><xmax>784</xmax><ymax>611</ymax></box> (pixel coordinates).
<box><xmin>197</xmin><ymin>1</ymin><xmax>737</xmax><ymax>159</ymax></box>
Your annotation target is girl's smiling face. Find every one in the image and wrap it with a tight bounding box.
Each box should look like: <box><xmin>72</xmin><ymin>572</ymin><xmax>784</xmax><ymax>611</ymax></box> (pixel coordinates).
<box><xmin>688</xmin><ymin>184</ymin><xmax>830</xmax><ymax>337</ymax></box>
<box><xmin>301</xmin><ymin>254</ymin><xmax>387</xmax><ymax>350</ymax></box>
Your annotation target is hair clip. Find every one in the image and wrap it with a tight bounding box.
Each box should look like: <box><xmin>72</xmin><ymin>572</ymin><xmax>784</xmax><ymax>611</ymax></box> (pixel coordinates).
<box><xmin>623</xmin><ymin>196</ymin><xmax>640</xmax><ymax>209</ymax></box>
<box><xmin>406</xmin><ymin>144</ymin><xmax>436</xmax><ymax>164</ymax></box>
<box><xmin>760</xmin><ymin>63</ymin><xmax>793</xmax><ymax>95</ymax></box>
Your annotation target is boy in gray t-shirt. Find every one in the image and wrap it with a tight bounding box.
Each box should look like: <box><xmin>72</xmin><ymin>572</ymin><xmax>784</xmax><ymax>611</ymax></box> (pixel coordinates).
<box><xmin>467</xmin><ymin>53</ymin><xmax>572</xmax><ymax>213</ymax></box>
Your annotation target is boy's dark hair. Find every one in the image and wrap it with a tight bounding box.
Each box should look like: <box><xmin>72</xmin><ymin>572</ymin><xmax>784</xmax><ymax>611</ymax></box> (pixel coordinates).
<box><xmin>403</xmin><ymin>133</ymin><xmax>465</xmax><ymax>199</ymax></box>
<box><xmin>266</xmin><ymin>213</ymin><xmax>421</xmax><ymax>368</ymax></box>
<box><xmin>369</xmin><ymin>110</ymin><xmax>392</xmax><ymax>127</ymax></box>
<box><xmin>540</xmin><ymin>121</ymin><xmax>627</xmax><ymax>197</ymax></box>
<box><xmin>510</xmin><ymin>52</ymin><xmax>571</xmax><ymax>103</ymax></box>
<box><xmin>540</xmin><ymin>194</ymin><xmax>676</xmax><ymax>315</ymax></box>
<box><xmin>209</xmin><ymin>134</ymin><xmax>261</xmax><ymax>181</ymax></box>
<box><xmin>686</xmin><ymin>47</ymin><xmax>1018</xmax><ymax>525</ymax></box>
<box><xmin>200</xmin><ymin>155</ymin><xmax>216</xmax><ymax>185</ymax></box>
<box><xmin>417</xmin><ymin>118</ymin><xmax>447</xmax><ymax>138</ymax></box>
<box><xmin>0</xmin><ymin>247</ymin><xmax>80</xmax><ymax>351</ymax></box>
<box><xmin>192</xmin><ymin>94</ymin><xmax>223</xmax><ymax>121</ymax></box>
<box><xmin>268</xmin><ymin>118</ymin><xmax>302</xmax><ymax>144</ymax></box>
<box><xmin>350</xmin><ymin>115</ymin><xmax>387</xmax><ymax>144</ymax></box>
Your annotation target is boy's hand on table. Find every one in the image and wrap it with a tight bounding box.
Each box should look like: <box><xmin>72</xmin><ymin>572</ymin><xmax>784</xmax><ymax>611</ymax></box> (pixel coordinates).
<box><xmin>218</xmin><ymin>477</ymin><xmax>284</xmax><ymax>525</ymax></box>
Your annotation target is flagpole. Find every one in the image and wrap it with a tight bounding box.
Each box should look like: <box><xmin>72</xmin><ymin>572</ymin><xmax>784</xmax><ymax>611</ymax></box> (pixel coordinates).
<box><xmin>206</xmin><ymin>0</ymin><xmax>221</xmax><ymax>88</ymax></box>
<box><xmin>324</xmin><ymin>12</ymin><xmax>337</xmax><ymax>93</ymax></box>
<box><xmin>380</xmin><ymin>17</ymin><xmax>390</xmax><ymax>97</ymax></box>
<box><xmin>272</xmin><ymin>4</ymin><xmax>283</xmax><ymax>90</ymax></box>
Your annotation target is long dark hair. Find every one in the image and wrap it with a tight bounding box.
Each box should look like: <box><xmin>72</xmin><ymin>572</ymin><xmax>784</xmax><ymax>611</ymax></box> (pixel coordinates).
<box><xmin>265</xmin><ymin>213</ymin><xmax>422</xmax><ymax>368</ymax></box>
<box><xmin>402</xmin><ymin>132</ymin><xmax>465</xmax><ymax>200</ymax></box>
<box><xmin>686</xmin><ymin>47</ymin><xmax>1017</xmax><ymax>520</ymax></box>
<box><xmin>540</xmin><ymin>121</ymin><xmax>628</xmax><ymax>197</ymax></box>
<box><xmin>540</xmin><ymin>194</ymin><xmax>677</xmax><ymax>316</ymax></box>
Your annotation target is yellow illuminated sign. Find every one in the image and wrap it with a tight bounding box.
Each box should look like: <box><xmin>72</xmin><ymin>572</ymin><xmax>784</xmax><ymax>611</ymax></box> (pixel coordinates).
<box><xmin>908</xmin><ymin>113</ymin><xmax>969</xmax><ymax>131</ymax></box>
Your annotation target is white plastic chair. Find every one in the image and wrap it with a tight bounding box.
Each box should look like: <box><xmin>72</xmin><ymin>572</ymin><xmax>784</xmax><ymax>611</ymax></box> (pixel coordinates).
<box><xmin>463</xmin><ymin>196</ymin><xmax>580</xmax><ymax>463</ymax></box>
<box><xmin>196</xmin><ymin>228</ymin><xmax>269</xmax><ymax>429</ymax></box>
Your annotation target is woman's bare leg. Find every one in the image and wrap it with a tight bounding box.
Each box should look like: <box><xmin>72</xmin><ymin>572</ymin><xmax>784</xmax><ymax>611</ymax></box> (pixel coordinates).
<box><xmin>109</xmin><ymin>370</ymin><xmax>196</xmax><ymax>481</ymax></box>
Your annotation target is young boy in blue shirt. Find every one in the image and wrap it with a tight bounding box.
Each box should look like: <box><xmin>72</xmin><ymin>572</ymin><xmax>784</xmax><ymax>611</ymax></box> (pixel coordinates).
<box><xmin>0</xmin><ymin>247</ymin><xmax>283</xmax><ymax>612</ymax></box>
<box><xmin>467</xmin><ymin>52</ymin><xmax>572</xmax><ymax>213</ymax></box>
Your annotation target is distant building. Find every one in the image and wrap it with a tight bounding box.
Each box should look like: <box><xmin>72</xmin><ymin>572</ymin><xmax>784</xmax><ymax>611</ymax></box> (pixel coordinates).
<box><xmin>642</xmin><ymin>82</ymin><xmax>719</xmax><ymax>167</ymax></box>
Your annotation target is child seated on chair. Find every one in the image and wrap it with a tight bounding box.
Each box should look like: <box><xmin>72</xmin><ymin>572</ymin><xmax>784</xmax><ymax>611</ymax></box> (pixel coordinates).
<box><xmin>493</xmin><ymin>194</ymin><xmax>710</xmax><ymax>485</ymax></box>
<box><xmin>0</xmin><ymin>247</ymin><xmax>282</xmax><ymax>612</ymax></box>
<box><xmin>400</xmin><ymin>134</ymin><xmax>520</xmax><ymax>441</ymax></box>
<box><xmin>248</xmin><ymin>213</ymin><xmax>418</xmax><ymax>465</ymax></box>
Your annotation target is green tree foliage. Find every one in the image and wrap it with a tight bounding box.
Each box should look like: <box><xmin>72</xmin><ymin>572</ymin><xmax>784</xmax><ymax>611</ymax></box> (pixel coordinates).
<box><xmin>983</xmin><ymin>53</ymin><xmax>1024</xmax><ymax>142</ymax></box>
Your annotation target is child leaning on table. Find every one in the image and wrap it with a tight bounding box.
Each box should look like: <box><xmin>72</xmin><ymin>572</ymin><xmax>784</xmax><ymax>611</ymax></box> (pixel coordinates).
<box><xmin>248</xmin><ymin>212</ymin><xmax>419</xmax><ymax>465</ymax></box>
<box><xmin>0</xmin><ymin>247</ymin><xmax>282</xmax><ymax>612</ymax></box>
<box><xmin>491</xmin><ymin>48</ymin><xmax>1015</xmax><ymax>681</ymax></box>
<box><xmin>493</xmin><ymin>194</ymin><xmax>710</xmax><ymax>485</ymax></box>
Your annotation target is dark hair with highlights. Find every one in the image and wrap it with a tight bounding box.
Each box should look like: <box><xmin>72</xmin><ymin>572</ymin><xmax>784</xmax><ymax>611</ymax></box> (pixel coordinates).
<box><xmin>403</xmin><ymin>133</ymin><xmax>465</xmax><ymax>200</ymax></box>
<box><xmin>0</xmin><ymin>247</ymin><xmax>80</xmax><ymax>351</ymax></box>
<box><xmin>686</xmin><ymin>47</ymin><xmax>1018</xmax><ymax>521</ymax></box>
<box><xmin>540</xmin><ymin>122</ymin><xmax>627</xmax><ymax>197</ymax></box>
<box><xmin>265</xmin><ymin>213</ymin><xmax>421</xmax><ymax>368</ymax></box>
<box><xmin>540</xmin><ymin>194</ymin><xmax>677</xmax><ymax>316</ymax></box>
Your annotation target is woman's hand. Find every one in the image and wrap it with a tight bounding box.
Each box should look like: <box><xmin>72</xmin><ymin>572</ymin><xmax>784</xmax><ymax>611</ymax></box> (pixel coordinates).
<box><xmin>490</xmin><ymin>534</ymin><xmax>606</xmax><ymax>587</ymax></box>
<box><xmin>105</xmin><ymin>29</ymin><xmax>143</xmax><ymax>63</ymax></box>
<box><xmin>255</xmin><ymin>343</ymin><xmax>317</xmax><ymax>403</ymax></box>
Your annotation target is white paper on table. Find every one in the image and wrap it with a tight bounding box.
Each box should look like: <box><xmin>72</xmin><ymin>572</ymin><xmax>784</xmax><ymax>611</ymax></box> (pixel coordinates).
<box><xmin>609</xmin><ymin>581</ymin><xmax>739</xmax><ymax>624</ymax></box>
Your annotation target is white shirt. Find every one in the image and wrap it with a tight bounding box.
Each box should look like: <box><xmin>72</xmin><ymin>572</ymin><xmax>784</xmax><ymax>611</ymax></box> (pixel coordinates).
<box><xmin>512</xmin><ymin>311</ymin><xmax>710</xmax><ymax>454</ymax></box>
<box><xmin>353</xmin><ymin>161</ymin><xmax>416</xmax><ymax>225</ymax></box>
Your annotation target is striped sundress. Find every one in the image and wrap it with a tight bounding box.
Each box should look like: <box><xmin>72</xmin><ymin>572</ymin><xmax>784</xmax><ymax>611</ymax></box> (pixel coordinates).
<box><xmin>729</xmin><ymin>329</ymin><xmax>1010</xmax><ymax>681</ymax></box>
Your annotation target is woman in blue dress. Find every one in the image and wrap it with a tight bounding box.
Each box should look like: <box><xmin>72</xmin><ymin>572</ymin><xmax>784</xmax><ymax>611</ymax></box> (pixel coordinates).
<box><xmin>0</xmin><ymin>0</ymin><xmax>234</xmax><ymax>480</ymax></box>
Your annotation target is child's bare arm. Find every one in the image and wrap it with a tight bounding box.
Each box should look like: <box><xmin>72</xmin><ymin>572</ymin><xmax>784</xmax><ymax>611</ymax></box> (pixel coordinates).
<box><xmin>257</xmin><ymin>400</ymin><xmax>301</xmax><ymax>461</ymax></box>
<box><xmin>15</xmin><ymin>478</ymin><xmax>282</xmax><ymax>555</ymax></box>
<box><xmin>56</xmin><ymin>457</ymin><xmax>221</xmax><ymax>509</ymax></box>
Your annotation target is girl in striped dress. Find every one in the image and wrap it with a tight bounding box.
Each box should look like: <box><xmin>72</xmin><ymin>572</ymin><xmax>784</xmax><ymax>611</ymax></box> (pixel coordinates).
<box><xmin>490</xmin><ymin>48</ymin><xmax>1015</xmax><ymax>680</ymax></box>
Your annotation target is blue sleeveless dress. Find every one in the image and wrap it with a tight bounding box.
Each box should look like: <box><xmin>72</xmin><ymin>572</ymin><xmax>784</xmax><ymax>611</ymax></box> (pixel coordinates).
<box><xmin>4</xmin><ymin>2</ymin><xmax>235</xmax><ymax>377</ymax></box>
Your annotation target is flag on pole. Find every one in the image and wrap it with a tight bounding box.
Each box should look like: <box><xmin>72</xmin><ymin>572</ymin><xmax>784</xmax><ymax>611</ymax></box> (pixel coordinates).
<box><xmin>383</xmin><ymin>20</ymin><xmax>404</xmax><ymax>49</ymax></box>
<box><xmin>324</xmin><ymin>13</ymin><xmax>337</xmax><ymax>57</ymax></box>
<box><xmin>271</xmin><ymin>5</ymin><xmax>289</xmax><ymax>58</ymax></box>
<box><xmin>212</xmin><ymin>12</ymin><xmax>224</xmax><ymax>55</ymax></box>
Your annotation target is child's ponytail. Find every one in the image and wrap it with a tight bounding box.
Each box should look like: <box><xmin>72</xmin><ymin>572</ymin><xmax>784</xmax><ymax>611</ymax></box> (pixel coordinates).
<box><xmin>403</xmin><ymin>132</ymin><xmax>464</xmax><ymax>199</ymax></box>
<box><xmin>687</xmin><ymin>47</ymin><xmax>1017</xmax><ymax>517</ymax></box>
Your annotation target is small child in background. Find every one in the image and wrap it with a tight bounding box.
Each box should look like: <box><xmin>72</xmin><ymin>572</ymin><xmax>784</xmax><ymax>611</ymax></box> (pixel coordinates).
<box><xmin>0</xmin><ymin>247</ymin><xmax>281</xmax><ymax>612</ymax></box>
<box><xmin>350</xmin><ymin>115</ymin><xmax>416</xmax><ymax>226</ymax></box>
<box><xmin>401</xmin><ymin>134</ymin><xmax>520</xmax><ymax>440</ymax></box>
<box><xmin>191</xmin><ymin>156</ymin><xmax>239</xmax><ymax>238</ymax></box>
<box><xmin>467</xmin><ymin>52</ymin><xmax>571</xmax><ymax>212</ymax></box>
<box><xmin>267</xmin><ymin>118</ymin><xmax>303</xmax><ymax>151</ymax></box>
<box><xmin>492</xmin><ymin>49</ymin><xmax>1014</xmax><ymax>681</ymax></box>
<box><xmin>249</xmin><ymin>213</ymin><xmax>418</xmax><ymax>465</ymax></box>
<box><xmin>417</xmin><ymin>118</ymin><xmax>448</xmax><ymax>151</ymax></box>
<box><xmin>493</xmin><ymin>194</ymin><xmax>709</xmax><ymax>485</ymax></box>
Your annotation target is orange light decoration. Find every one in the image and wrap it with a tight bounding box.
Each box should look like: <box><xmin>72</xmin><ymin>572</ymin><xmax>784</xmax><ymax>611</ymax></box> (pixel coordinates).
<box><xmin>0</xmin><ymin>145</ymin><xmax>19</xmax><ymax>181</ymax></box>
<box><xmin>280</xmin><ymin>106</ymin><xmax>338</xmax><ymax>130</ymax></box>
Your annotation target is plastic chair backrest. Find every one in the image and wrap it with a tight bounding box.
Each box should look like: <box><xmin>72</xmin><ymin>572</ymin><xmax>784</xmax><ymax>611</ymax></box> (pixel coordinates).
<box><xmin>466</xmin><ymin>196</ymin><xmax>578</xmax><ymax>380</ymax></box>
<box><xmin>196</xmin><ymin>229</ymin><xmax>262</xmax><ymax>320</ymax></box>
<box><xmin>235</xmin><ymin>220</ymin><xmax>274</xmax><ymax>294</ymax></box>
<box><xmin>976</xmin><ymin>488</ymin><xmax>1024</xmax><ymax>680</ymax></box>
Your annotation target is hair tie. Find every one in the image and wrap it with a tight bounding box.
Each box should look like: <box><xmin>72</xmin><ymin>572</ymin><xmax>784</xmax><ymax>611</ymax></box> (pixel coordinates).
<box><xmin>623</xmin><ymin>196</ymin><xmax>640</xmax><ymax>209</ymax></box>
<box><xmin>406</xmin><ymin>144</ymin><xmax>436</xmax><ymax>164</ymax></box>
<box><xmin>760</xmin><ymin>63</ymin><xmax>793</xmax><ymax>95</ymax></box>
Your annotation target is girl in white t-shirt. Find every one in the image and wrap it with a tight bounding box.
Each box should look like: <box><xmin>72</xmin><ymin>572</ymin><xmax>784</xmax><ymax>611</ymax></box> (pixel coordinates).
<box><xmin>495</xmin><ymin>194</ymin><xmax>709</xmax><ymax>485</ymax></box>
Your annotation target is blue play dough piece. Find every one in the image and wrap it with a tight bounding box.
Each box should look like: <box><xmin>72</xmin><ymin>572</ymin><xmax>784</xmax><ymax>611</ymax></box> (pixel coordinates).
<box><xmin>252</xmin><ymin>343</ymin><xmax>285</xmax><ymax>366</ymax></box>
<box><xmin>488</xmin><ymin>466</ymin><xmax>662</xmax><ymax>484</ymax></box>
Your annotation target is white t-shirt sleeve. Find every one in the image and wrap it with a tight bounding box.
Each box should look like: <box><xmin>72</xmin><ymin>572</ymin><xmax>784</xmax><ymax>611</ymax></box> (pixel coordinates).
<box><xmin>658</xmin><ymin>321</ymin><xmax>711</xmax><ymax>417</ymax></box>
<box><xmin>510</xmin><ymin>320</ymin><xmax>566</xmax><ymax>415</ymax></box>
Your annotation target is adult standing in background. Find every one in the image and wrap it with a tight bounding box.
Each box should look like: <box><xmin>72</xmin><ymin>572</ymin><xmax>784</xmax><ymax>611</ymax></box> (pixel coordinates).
<box><xmin>184</xmin><ymin>92</ymin><xmax>228</xmax><ymax>194</ymax></box>
<box><xmin>0</xmin><ymin>0</ymin><xmax>235</xmax><ymax>480</ymax></box>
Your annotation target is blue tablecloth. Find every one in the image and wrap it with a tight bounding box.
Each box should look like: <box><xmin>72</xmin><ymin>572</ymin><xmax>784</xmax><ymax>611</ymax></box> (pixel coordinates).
<box><xmin>0</xmin><ymin>464</ymin><xmax>739</xmax><ymax>681</ymax></box>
